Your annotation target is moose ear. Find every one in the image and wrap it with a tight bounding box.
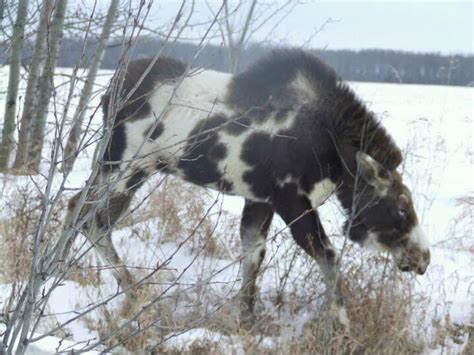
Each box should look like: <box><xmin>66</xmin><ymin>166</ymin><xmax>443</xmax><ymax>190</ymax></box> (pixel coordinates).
<box><xmin>356</xmin><ymin>151</ymin><xmax>392</xmax><ymax>189</ymax></box>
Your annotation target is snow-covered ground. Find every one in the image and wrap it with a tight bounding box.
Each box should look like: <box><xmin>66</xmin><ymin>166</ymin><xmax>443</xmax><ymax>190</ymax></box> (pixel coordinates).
<box><xmin>0</xmin><ymin>66</ymin><xmax>472</xmax><ymax>353</ymax></box>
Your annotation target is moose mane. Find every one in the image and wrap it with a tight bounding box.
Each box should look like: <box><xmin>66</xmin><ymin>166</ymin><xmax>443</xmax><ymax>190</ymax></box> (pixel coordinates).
<box><xmin>331</xmin><ymin>83</ymin><xmax>403</xmax><ymax>172</ymax></box>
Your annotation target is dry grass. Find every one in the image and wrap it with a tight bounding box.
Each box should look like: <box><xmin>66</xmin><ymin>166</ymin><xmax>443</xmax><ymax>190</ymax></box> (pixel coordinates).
<box><xmin>454</xmin><ymin>194</ymin><xmax>474</xmax><ymax>253</ymax></box>
<box><xmin>84</xmin><ymin>242</ymin><xmax>430</xmax><ymax>353</ymax></box>
<box><xmin>0</xmin><ymin>183</ymin><xmax>70</xmax><ymax>284</ymax></box>
<box><xmin>130</xmin><ymin>176</ymin><xmax>241</xmax><ymax>258</ymax></box>
<box><xmin>1</xmin><ymin>178</ymin><xmax>471</xmax><ymax>353</ymax></box>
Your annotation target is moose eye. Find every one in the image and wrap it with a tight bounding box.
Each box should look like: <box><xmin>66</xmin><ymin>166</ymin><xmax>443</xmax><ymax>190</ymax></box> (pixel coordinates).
<box><xmin>398</xmin><ymin>209</ymin><xmax>407</xmax><ymax>218</ymax></box>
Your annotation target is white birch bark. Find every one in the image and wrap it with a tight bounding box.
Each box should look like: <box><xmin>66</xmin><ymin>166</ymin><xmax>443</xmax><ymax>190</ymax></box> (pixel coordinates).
<box><xmin>0</xmin><ymin>0</ymin><xmax>5</xmax><ymax>28</ymax></box>
<box><xmin>0</xmin><ymin>0</ymin><xmax>29</xmax><ymax>171</ymax></box>
<box><xmin>27</xmin><ymin>0</ymin><xmax>67</xmax><ymax>171</ymax></box>
<box><xmin>12</xmin><ymin>0</ymin><xmax>54</xmax><ymax>172</ymax></box>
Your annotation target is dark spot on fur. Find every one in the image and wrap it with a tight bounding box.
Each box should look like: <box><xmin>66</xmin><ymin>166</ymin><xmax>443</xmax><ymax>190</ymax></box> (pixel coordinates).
<box><xmin>248</xmin><ymin>105</ymin><xmax>273</xmax><ymax>124</ymax></box>
<box><xmin>324</xmin><ymin>247</ymin><xmax>336</xmax><ymax>261</ymax></box>
<box><xmin>156</xmin><ymin>160</ymin><xmax>173</xmax><ymax>174</ymax></box>
<box><xmin>145</xmin><ymin>121</ymin><xmax>164</xmax><ymax>140</ymax></box>
<box><xmin>240</xmin><ymin>132</ymin><xmax>275</xmax><ymax>199</ymax></box>
<box><xmin>102</xmin><ymin>124</ymin><xmax>126</xmax><ymax>173</ymax></box>
<box><xmin>241</xmin><ymin>132</ymin><xmax>273</xmax><ymax>166</ymax></box>
<box><xmin>126</xmin><ymin>169</ymin><xmax>148</xmax><ymax>192</ymax></box>
<box><xmin>178</xmin><ymin>115</ymin><xmax>227</xmax><ymax>186</ymax></box>
<box><xmin>209</xmin><ymin>143</ymin><xmax>227</xmax><ymax>161</ymax></box>
<box><xmin>224</xmin><ymin>115</ymin><xmax>251</xmax><ymax>136</ymax></box>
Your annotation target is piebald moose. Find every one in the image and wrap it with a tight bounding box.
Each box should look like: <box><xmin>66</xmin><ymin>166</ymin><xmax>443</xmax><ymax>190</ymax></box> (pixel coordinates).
<box><xmin>66</xmin><ymin>49</ymin><xmax>430</xmax><ymax>329</ymax></box>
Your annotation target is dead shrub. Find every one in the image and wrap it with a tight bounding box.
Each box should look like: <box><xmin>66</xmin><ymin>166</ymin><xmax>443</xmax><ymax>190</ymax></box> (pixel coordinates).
<box><xmin>129</xmin><ymin>176</ymin><xmax>240</xmax><ymax>258</ymax></box>
<box><xmin>341</xmin><ymin>254</ymin><xmax>426</xmax><ymax>353</ymax></box>
<box><xmin>82</xmin><ymin>269</ymin><xmax>196</xmax><ymax>352</ymax></box>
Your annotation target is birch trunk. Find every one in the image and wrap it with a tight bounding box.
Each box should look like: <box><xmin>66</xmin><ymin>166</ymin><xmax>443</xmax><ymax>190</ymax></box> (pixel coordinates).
<box><xmin>0</xmin><ymin>0</ymin><xmax>5</xmax><ymax>28</ymax></box>
<box><xmin>12</xmin><ymin>0</ymin><xmax>54</xmax><ymax>173</ymax></box>
<box><xmin>229</xmin><ymin>0</ymin><xmax>256</xmax><ymax>73</ymax></box>
<box><xmin>62</xmin><ymin>0</ymin><xmax>119</xmax><ymax>173</ymax></box>
<box><xmin>0</xmin><ymin>0</ymin><xmax>29</xmax><ymax>172</ymax></box>
<box><xmin>27</xmin><ymin>0</ymin><xmax>67</xmax><ymax>171</ymax></box>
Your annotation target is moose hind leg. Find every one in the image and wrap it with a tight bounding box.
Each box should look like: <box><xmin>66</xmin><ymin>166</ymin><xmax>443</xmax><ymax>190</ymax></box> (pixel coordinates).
<box><xmin>87</xmin><ymin>191</ymin><xmax>137</xmax><ymax>289</ymax></box>
<box><xmin>68</xmin><ymin>168</ymin><xmax>145</xmax><ymax>290</ymax></box>
<box><xmin>239</xmin><ymin>200</ymin><xmax>274</xmax><ymax>323</ymax></box>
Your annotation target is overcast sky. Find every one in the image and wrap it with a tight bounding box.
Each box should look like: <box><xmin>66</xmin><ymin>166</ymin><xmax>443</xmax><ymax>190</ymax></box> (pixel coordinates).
<box><xmin>85</xmin><ymin>1</ymin><xmax>473</xmax><ymax>55</ymax></box>
<box><xmin>270</xmin><ymin>1</ymin><xmax>473</xmax><ymax>54</ymax></box>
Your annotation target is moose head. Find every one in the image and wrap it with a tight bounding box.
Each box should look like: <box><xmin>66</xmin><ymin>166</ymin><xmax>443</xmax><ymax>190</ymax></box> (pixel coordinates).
<box><xmin>344</xmin><ymin>152</ymin><xmax>430</xmax><ymax>275</ymax></box>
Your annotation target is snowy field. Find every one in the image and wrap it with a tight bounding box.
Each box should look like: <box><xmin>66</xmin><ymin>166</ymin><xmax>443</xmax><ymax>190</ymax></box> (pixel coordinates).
<box><xmin>0</xmin><ymin>67</ymin><xmax>472</xmax><ymax>353</ymax></box>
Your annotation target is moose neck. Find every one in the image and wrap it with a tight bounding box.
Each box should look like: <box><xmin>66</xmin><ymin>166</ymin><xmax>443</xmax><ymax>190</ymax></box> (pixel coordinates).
<box><xmin>334</xmin><ymin>153</ymin><xmax>362</xmax><ymax>214</ymax></box>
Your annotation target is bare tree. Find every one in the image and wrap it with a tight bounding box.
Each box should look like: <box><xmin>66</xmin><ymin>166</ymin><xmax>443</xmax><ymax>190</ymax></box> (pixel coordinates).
<box><xmin>0</xmin><ymin>0</ymin><xmax>5</xmax><ymax>29</ymax></box>
<box><xmin>26</xmin><ymin>0</ymin><xmax>67</xmax><ymax>172</ymax></box>
<box><xmin>0</xmin><ymin>0</ymin><xmax>29</xmax><ymax>172</ymax></box>
<box><xmin>223</xmin><ymin>0</ymin><xmax>257</xmax><ymax>73</ymax></box>
<box><xmin>208</xmin><ymin>0</ymin><xmax>299</xmax><ymax>73</ymax></box>
<box><xmin>62</xmin><ymin>0</ymin><xmax>120</xmax><ymax>173</ymax></box>
<box><xmin>12</xmin><ymin>0</ymin><xmax>54</xmax><ymax>173</ymax></box>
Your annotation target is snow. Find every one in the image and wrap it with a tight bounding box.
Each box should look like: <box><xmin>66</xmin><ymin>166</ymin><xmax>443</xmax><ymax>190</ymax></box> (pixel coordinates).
<box><xmin>0</xmin><ymin>65</ymin><xmax>473</xmax><ymax>353</ymax></box>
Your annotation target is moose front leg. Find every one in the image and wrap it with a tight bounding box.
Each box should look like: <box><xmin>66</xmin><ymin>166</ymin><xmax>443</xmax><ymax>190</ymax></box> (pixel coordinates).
<box><xmin>273</xmin><ymin>186</ymin><xmax>349</xmax><ymax>331</ymax></box>
<box><xmin>239</xmin><ymin>200</ymin><xmax>274</xmax><ymax>325</ymax></box>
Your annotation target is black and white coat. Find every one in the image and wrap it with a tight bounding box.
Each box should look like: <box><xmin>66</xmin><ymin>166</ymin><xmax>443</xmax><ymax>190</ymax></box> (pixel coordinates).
<box><xmin>67</xmin><ymin>49</ymin><xmax>430</xmax><ymax>329</ymax></box>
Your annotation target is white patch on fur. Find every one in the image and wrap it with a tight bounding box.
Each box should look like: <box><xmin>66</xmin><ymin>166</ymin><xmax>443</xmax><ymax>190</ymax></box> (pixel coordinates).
<box><xmin>241</xmin><ymin>233</ymin><xmax>266</xmax><ymax>272</ymax></box>
<box><xmin>408</xmin><ymin>224</ymin><xmax>429</xmax><ymax>251</ymax></box>
<box><xmin>249</xmin><ymin>237</ymin><xmax>266</xmax><ymax>265</ymax></box>
<box><xmin>308</xmin><ymin>178</ymin><xmax>336</xmax><ymax>207</ymax></box>
<box><xmin>148</xmin><ymin>69</ymin><xmax>234</xmax><ymax>161</ymax></box>
<box><xmin>291</xmin><ymin>73</ymin><xmax>317</xmax><ymax>103</ymax></box>
<box><xmin>363</xmin><ymin>230</ymin><xmax>388</xmax><ymax>252</ymax></box>
<box><xmin>276</xmin><ymin>175</ymin><xmax>297</xmax><ymax>187</ymax></box>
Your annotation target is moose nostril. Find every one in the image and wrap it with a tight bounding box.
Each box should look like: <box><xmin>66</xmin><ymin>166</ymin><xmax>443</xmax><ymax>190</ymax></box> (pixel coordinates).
<box><xmin>399</xmin><ymin>264</ymin><xmax>411</xmax><ymax>272</ymax></box>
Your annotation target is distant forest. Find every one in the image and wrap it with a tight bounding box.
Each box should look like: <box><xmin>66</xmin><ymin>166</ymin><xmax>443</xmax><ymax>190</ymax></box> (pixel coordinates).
<box><xmin>7</xmin><ymin>37</ymin><xmax>474</xmax><ymax>86</ymax></box>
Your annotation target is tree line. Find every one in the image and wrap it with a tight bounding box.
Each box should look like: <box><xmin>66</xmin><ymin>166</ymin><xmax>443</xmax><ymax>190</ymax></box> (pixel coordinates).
<box><xmin>0</xmin><ymin>0</ymin><xmax>472</xmax><ymax>177</ymax></box>
<box><xmin>6</xmin><ymin>37</ymin><xmax>474</xmax><ymax>87</ymax></box>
